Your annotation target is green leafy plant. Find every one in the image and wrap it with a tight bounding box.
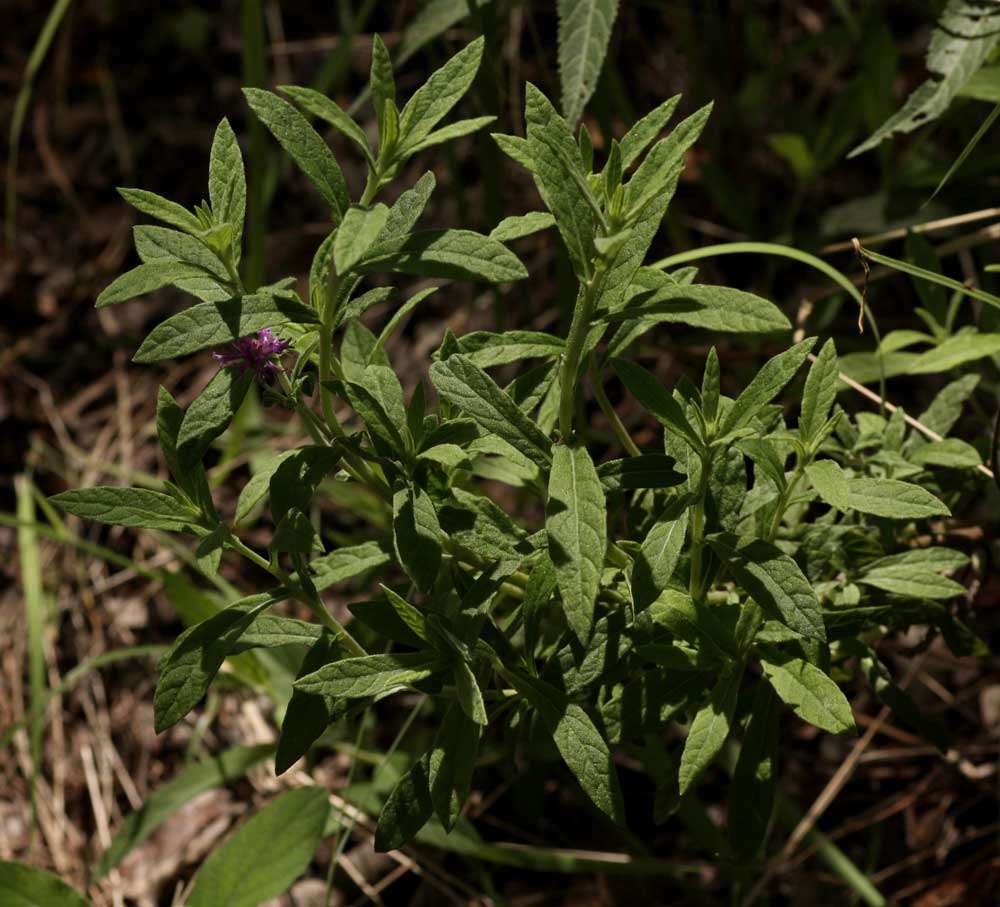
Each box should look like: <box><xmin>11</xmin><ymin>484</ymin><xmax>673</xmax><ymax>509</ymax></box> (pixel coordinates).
<box><xmin>49</xmin><ymin>33</ymin><xmax>987</xmax><ymax>902</ymax></box>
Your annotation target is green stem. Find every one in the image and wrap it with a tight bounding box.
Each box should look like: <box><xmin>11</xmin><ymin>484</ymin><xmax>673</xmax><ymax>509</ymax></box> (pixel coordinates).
<box><xmin>559</xmin><ymin>269</ymin><xmax>605</xmax><ymax>439</ymax></box>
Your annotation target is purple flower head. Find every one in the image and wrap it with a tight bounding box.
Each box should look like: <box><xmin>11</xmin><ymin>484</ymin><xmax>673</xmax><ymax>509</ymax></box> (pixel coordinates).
<box><xmin>213</xmin><ymin>328</ymin><xmax>290</xmax><ymax>384</ymax></box>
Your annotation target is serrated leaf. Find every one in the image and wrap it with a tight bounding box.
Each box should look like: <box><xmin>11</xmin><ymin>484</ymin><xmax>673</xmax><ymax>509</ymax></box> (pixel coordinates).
<box><xmin>525</xmin><ymin>83</ymin><xmax>595</xmax><ymax>277</ymax></box>
<box><xmin>488</xmin><ymin>211</ymin><xmax>556</xmax><ymax>242</ymax></box>
<box><xmin>430</xmin><ymin>354</ymin><xmax>552</xmax><ymax>467</ymax></box>
<box><xmin>187</xmin><ymin>787</ymin><xmax>330</xmax><ymax>907</ymax></box>
<box><xmin>547</xmin><ymin>443</ymin><xmax>607</xmax><ymax>642</ymax></box>
<box><xmin>359</xmin><ymin>228</ymin><xmax>528</xmax><ymax>283</ymax></box>
<box><xmin>0</xmin><ymin>860</ymin><xmax>90</xmax><ymax>907</ymax></box>
<box><xmin>850</xmin><ymin>0</ymin><xmax>1000</xmax><ymax>156</ymax></box>
<box><xmin>96</xmin><ymin>260</ymin><xmax>216</xmax><ymax>308</ymax></box>
<box><xmin>334</xmin><ymin>204</ymin><xmax>391</xmax><ymax>274</ymax></box>
<box><xmin>154</xmin><ymin>593</ymin><xmax>281</xmax><ymax>732</ymax></box>
<box><xmin>760</xmin><ymin>647</ymin><xmax>855</xmax><ymax>735</ymax></box>
<box><xmin>208</xmin><ymin>118</ymin><xmax>246</xmax><ymax>251</ymax></box>
<box><xmin>633</xmin><ymin>496</ymin><xmax>689</xmax><ymax>610</ymax></box>
<box><xmin>177</xmin><ymin>367</ymin><xmax>255</xmax><ymax>461</ymax></box>
<box><xmin>118</xmin><ymin>187</ymin><xmax>203</xmax><ymax>234</ymax></box>
<box><xmin>374</xmin><ymin>754</ymin><xmax>433</xmax><ymax>851</ymax></box>
<box><xmin>134</xmin><ymin>291</ymin><xmax>317</xmax><ymax>362</ymax></box>
<box><xmin>295</xmin><ymin>651</ymin><xmax>441</xmax><ymax>703</ymax></box>
<box><xmin>800</xmin><ymin>338</ymin><xmax>839</xmax><ymax>443</ymax></box>
<box><xmin>399</xmin><ymin>37</ymin><xmax>485</xmax><ymax>152</ymax></box>
<box><xmin>393</xmin><ymin>484</ymin><xmax>442</xmax><ymax>592</ymax></box>
<box><xmin>678</xmin><ymin>662</ymin><xmax>742</xmax><ymax>795</ymax></box>
<box><xmin>94</xmin><ymin>744</ymin><xmax>273</xmax><ymax>880</ymax></box>
<box><xmin>243</xmin><ymin>88</ymin><xmax>349</xmax><ymax>222</ymax></box>
<box><xmin>50</xmin><ymin>486</ymin><xmax>197</xmax><ymax>532</ymax></box>
<box><xmin>728</xmin><ymin>684</ymin><xmax>779</xmax><ymax>859</ymax></box>
<box><xmin>805</xmin><ymin>459</ymin><xmax>950</xmax><ymax>519</ymax></box>
<box><xmin>513</xmin><ymin>672</ymin><xmax>626</xmax><ymax>823</ymax></box>
<box><xmin>708</xmin><ymin>532</ymin><xmax>826</xmax><ymax>643</ymax></box>
<box><xmin>558</xmin><ymin>0</ymin><xmax>619</xmax><ymax>127</ymax></box>
<box><xmin>720</xmin><ymin>339</ymin><xmax>815</xmax><ymax>436</ymax></box>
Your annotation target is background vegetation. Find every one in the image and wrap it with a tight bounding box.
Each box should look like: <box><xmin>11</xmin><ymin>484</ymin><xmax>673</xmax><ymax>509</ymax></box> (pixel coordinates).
<box><xmin>2</xmin><ymin>1</ymin><xmax>998</xmax><ymax>905</ymax></box>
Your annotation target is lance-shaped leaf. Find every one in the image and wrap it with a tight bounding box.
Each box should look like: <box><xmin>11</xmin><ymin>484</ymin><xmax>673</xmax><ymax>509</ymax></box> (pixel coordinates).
<box><xmin>708</xmin><ymin>532</ymin><xmax>826</xmax><ymax>643</ymax></box>
<box><xmin>596</xmin><ymin>453</ymin><xmax>685</xmax><ymax>493</ymax></box>
<box><xmin>186</xmin><ymin>787</ymin><xmax>330</xmax><ymax>907</ymax></box>
<box><xmin>177</xmin><ymin>367</ymin><xmax>255</xmax><ymax>461</ymax></box>
<box><xmin>512</xmin><ymin>672</ymin><xmax>626</xmax><ymax>823</ymax></box>
<box><xmin>154</xmin><ymin>593</ymin><xmax>282</xmax><ymax>732</ymax></box>
<box><xmin>398</xmin><ymin>37</ymin><xmax>485</xmax><ymax>152</ymax></box>
<box><xmin>294</xmin><ymin>651</ymin><xmax>442</xmax><ymax>703</ymax></box>
<box><xmin>547</xmin><ymin>443</ymin><xmax>607</xmax><ymax>642</ymax></box>
<box><xmin>0</xmin><ymin>861</ymin><xmax>90</xmax><ymax>907</ymax></box>
<box><xmin>678</xmin><ymin>662</ymin><xmax>742</xmax><ymax>795</ymax></box>
<box><xmin>616</xmin><ymin>95</ymin><xmax>680</xmax><ymax>169</ymax></box>
<box><xmin>611</xmin><ymin>358</ymin><xmax>701</xmax><ymax>448</ymax></box>
<box><xmin>728</xmin><ymin>683</ymin><xmax>780</xmax><ymax>858</ymax></box>
<box><xmin>633</xmin><ymin>496</ymin><xmax>689</xmax><ymax>610</ymax></box>
<box><xmin>428</xmin><ymin>703</ymin><xmax>481</xmax><ymax>830</ymax></box>
<box><xmin>759</xmin><ymin>646</ymin><xmax>856</xmax><ymax>735</ymax></box>
<box><xmin>453</xmin><ymin>330</ymin><xmax>565</xmax><ymax>369</ymax></box>
<box><xmin>799</xmin><ymin>338</ymin><xmax>839</xmax><ymax>443</ymax></box>
<box><xmin>374</xmin><ymin>753</ymin><xmax>433</xmax><ymax>852</ymax></box>
<box><xmin>489</xmin><ymin>211</ymin><xmax>556</xmax><ymax>242</ymax></box>
<box><xmin>243</xmin><ymin>88</ymin><xmax>349</xmax><ymax>222</ymax></box>
<box><xmin>279</xmin><ymin>85</ymin><xmax>374</xmax><ymax>165</ymax></box>
<box><xmin>525</xmin><ymin>83</ymin><xmax>595</xmax><ymax>277</ymax></box>
<box><xmin>430</xmin><ymin>354</ymin><xmax>552</xmax><ymax>467</ymax></box>
<box><xmin>134</xmin><ymin>292</ymin><xmax>318</xmax><ymax>362</ymax></box>
<box><xmin>334</xmin><ymin>204</ymin><xmax>390</xmax><ymax>274</ymax></box>
<box><xmin>118</xmin><ymin>187</ymin><xmax>203</xmax><ymax>234</ymax></box>
<box><xmin>856</xmin><ymin>547</ymin><xmax>968</xmax><ymax>599</ymax></box>
<box><xmin>308</xmin><ymin>542</ymin><xmax>392</xmax><ymax>591</ymax></box>
<box><xmin>96</xmin><ymin>260</ymin><xmax>218</xmax><ymax>308</ymax></box>
<box><xmin>720</xmin><ymin>338</ymin><xmax>815</xmax><ymax>436</ymax></box>
<box><xmin>358</xmin><ymin>229</ymin><xmax>527</xmax><ymax>283</ymax></box>
<box><xmin>558</xmin><ymin>0</ymin><xmax>620</xmax><ymax>127</ymax></box>
<box><xmin>805</xmin><ymin>459</ymin><xmax>950</xmax><ymax>519</ymax></box>
<box><xmin>453</xmin><ymin>659</ymin><xmax>488</xmax><ymax>725</ymax></box>
<box><xmin>134</xmin><ymin>225</ymin><xmax>231</xmax><ymax>302</ymax></box>
<box><xmin>208</xmin><ymin>118</ymin><xmax>246</xmax><ymax>249</ymax></box>
<box><xmin>50</xmin><ymin>486</ymin><xmax>198</xmax><ymax>532</ymax></box>
<box><xmin>393</xmin><ymin>484</ymin><xmax>442</xmax><ymax>592</ymax></box>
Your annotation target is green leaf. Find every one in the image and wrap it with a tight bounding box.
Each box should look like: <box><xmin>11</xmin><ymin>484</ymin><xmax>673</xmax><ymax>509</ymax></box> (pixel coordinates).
<box><xmin>208</xmin><ymin>118</ymin><xmax>246</xmax><ymax>251</ymax></box>
<box><xmin>359</xmin><ymin>228</ymin><xmax>528</xmax><ymax>283</ymax></box>
<box><xmin>309</xmin><ymin>542</ymin><xmax>391</xmax><ymax>591</ymax></box>
<box><xmin>134</xmin><ymin>225</ymin><xmax>231</xmax><ymax>301</ymax></box>
<box><xmin>276</xmin><ymin>632</ymin><xmax>346</xmax><ymax>774</ymax></box>
<box><xmin>234</xmin><ymin>449</ymin><xmax>297</xmax><ymax>524</ymax></box>
<box><xmin>0</xmin><ymin>860</ymin><xmax>90</xmax><ymax>907</ymax></box>
<box><xmin>381</xmin><ymin>587</ymin><xmax>431</xmax><ymax>644</ymax></box>
<box><xmin>50</xmin><ymin>486</ymin><xmax>197</xmax><ymax>532</ymax></box>
<box><xmin>678</xmin><ymin>662</ymin><xmax>742</xmax><ymax>795</ymax></box>
<box><xmin>799</xmin><ymin>338</ymin><xmax>839</xmax><ymax>443</ymax></box>
<box><xmin>708</xmin><ymin>532</ymin><xmax>826</xmax><ymax>643</ymax></box>
<box><xmin>728</xmin><ymin>684</ymin><xmax>779</xmax><ymax>859</ymax></box>
<box><xmin>547</xmin><ymin>443</ymin><xmax>607</xmax><ymax>642</ymax></box>
<box><xmin>910</xmin><ymin>332</ymin><xmax>1000</xmax><ymax>374</ymax></box>
<box><xmin>134</xmin><ymin>291</ymin><xmax>317</xmax><ymax>362</ymax></box>
<box><xmin>596</xmin><ymin>454</ymin><xmax>685</xmax><ymax>493</ymax></box>
<box><xmin>187</xmin><ymin>787</ymin><xmax>330</xmax><ymax>907</ymax></box>
<box><xmin>910</xmin><ymin>438</ymin><xmax>982</xmax><ymax>468</ymax></box>
<box><xmin>347</xmin><ymin>372</ymin><xmax>408</xmax><ymax>454</ymax></box>
<box><xmin>269</xmin><ymin>447</ymin><xmax>342</xmax><ymax>531</ymax></box>
<box><xmin>279</xmin><ymin>85</ymin><xmax>374</xmax><ymax>165</ymax></box>
<box><xmin>406</xmin><ymin>115</ymin><xmax>497</xmax><ymax>154</ymax></box>
<box><xmin>334</xmin><ymin>204</ymin><xmax>391</xmax><ymax>274</ymax></box>
<box><xmin>489</xmin><ymin>211</ymin><xmax>556</xmax><ymax>242</ymax></box>
<box><xmin>154</xmin><ymin>593</ymin><xmax>281</xmax><ymax>732</ymax></box>
<box><xmin>453</xmin><ymin>659</ymin><xmax>488</xmax><ymax>725</ymax></box>
<box><xmin>94</xmin><ymin>744</ymin><xmax>273</xmax><ymax>880</ymax></box>
<box><xmin>616</xmin><ymin>95</ymin><xmax>680</xmax><ymax>169</ymax></box>
<box><xmin>430</xmin><ymin>354</ymin><xmax>552</xmax><ymax>467</ymax></box>
<box><xmin>513</xmin><ymin>672</ymin><xmax>626</xmax><ymax>823</ymax></box>
<box><xmin>398</xmin><ymin>37</ymin><xmax>485</xmax><ymax>152</ymax></box>
<box><xmin>428</xmin><ymin>703</ymin><xmax>481</xmax><ymax>830</ymax></box>
<box><xmin>393</xmin><ymin>484</ymin><xmax>442</xmax><ymax>592</ymax></box>
<box><xmin>377</xmin><ymin>171</ymin><xmax>436</xmax><ymax>242</ymax></box>
<box><xmin>918</xmin><ymin>374</ymin><xmax>979</xmax><ymax>436</ymax></box>
<box><xmin>525</xmin><ymin>83</ymin><xmax>595</xmax><ymax>277</ymax></box>
<box><xmin>177</xmin><ymin>367</ymin><xmax>255</xmax><ymax>460</ymax></box>
<box><xmin>633</xmin><ymin>496</ymin><xmax>689</xmax><ymax>610</ymax></box>
<box><xmin>118</xmin><ymin>187</ymin><xmax>203</xmax><ymax>234</ymax></box>
<box><xmin>492</xmin><ymin>132</ymin><xmax>535</xmax><ymax>171</ymax></box>
<box><xmin>760</xmin><ymin>647</ymin><xmax>856</xmax><ymax>735</ymax></box>
<box><xmin>857</xmin><ymin>546</ymin><xmax>968</xmax><ymax>599</ymax></box>
<box><xmin>243</xmin><ymin>88</ymin><xmax>349</xmax><ymax>222</ymax></box>
<box><xmin>374</xmin><ymin>754</ymin><xmax>433</xmax><ymax>851</ymax></box>
<box><xmin>96</xmin><ymin>260</ymin><xmax>216</xmax><ymax>308</ymax></box>
<box><xmin>453</xmin><ymin>330</ymin><xmax>565</xmax><ymax>368</ymax></box>
<box><xmin>370</xmin><ymin>34</ymin><xmax>395</xmax><ymax>125</ymax></box>
<box><xmin>611</xmin><ymin>358</ymin><xmax>700</xmax><ymax>448</ymax></box>
<box><xmin>558</xmin><ymin>0</ymin><xmax>620</xmax><ymax>127</ymax></box>
<box><xmin>805</xmin><ymin>459</ymin><xmax>950</xmax><ymax>519</ymax></box>
<box><xmin>720</xmin><ymin>338</ymin><xmax>815</xmax><ymax>436</ymax></box>
<box><xmin>850</xmin><ymin>1</ymin><xmax>1000</xmax><ymax>156</ymax></box>
<box><xmin>294</xmin><ymin>652</ymin><xmax>441</xmax><ymax>703</ymax></box>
